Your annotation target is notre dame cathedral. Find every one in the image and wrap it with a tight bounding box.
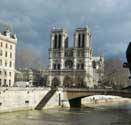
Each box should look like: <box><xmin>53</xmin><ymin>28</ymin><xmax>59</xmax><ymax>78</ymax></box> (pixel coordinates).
<box><xmin>47</xmin><ymin>27</ymin><xmax>104</xmax><ymax>88</ymax></box>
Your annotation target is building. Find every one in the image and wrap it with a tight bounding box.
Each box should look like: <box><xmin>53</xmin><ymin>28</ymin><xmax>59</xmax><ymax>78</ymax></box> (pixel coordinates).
<box><xmin>15</xmin><ymin>68</ymin><xmax>47</xmax><ymax>87</ymax></box>
<box><xmin>92</xmin><ymin>56</ymin><xmax>104</xmax><ymax>86</ymax></box>
<box><xmin>48</xmin><ymin>27</ymin><xmax>95</xmax><ymax>88</ymax></box>
<box><xmin>0</xmin><ymin>28</ymin><xmax>17</xmax><ymax>86</ymax></box>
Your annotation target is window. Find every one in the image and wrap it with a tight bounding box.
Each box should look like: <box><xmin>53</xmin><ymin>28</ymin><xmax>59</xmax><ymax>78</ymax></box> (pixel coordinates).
<box><xmin>9</xmin><ymin>72</ymin><xmax>11</xmax><ymax>77</ymax></box>
<box><xmin>58</xmin><ymin>34</ymin><xmax>61</xmax><ymax>48</ymax></box>
<box><xmin>92</xmin><ymin>61</ymin><xmax>96</xmax><ymax>68</ymax></box>
<box><xmin>4</xmin><ymin>79</ymin><xmax>6</xmax><ymax>86</ymax></box>
<box><xmin>5</xmin><ymin>43</ymin><xmax>8</xmax><ymax>48</ymax></box>
<box><xmin>10</xmin><ymin>52</ymin><xmax>12</xmax><ymax>58</ymax></box>
<box><xmin>9</xmin><ymin>80</ymin><xmax>11</xmax><ymax>86</ymax></box>
<box><xmin>10</xmin><ymin>45</ymin><xmax>12</xmax><ymax>50</ymax></box>
<box><xmin>5</xmin><ymin>51</ymin><xmax>7</xmax><ymax>57</ymax></box>
<box><xmin>53</xmin><ymin>64</ymin><xmax>56</xmax><ymax>70</ymax></box>
<box><xmin>10</xmin><ymin>61</ymin><xmax>12</xmax><ymax>67</ymax></box>
<box><xmin>58</xmin><ymin>64</ymin><xmax>60</xmax><ymax>70</ymax></box>
<box><xmin>0</xmin><ymin>50</ymin><xmax>2</xmax><ymax>56</ymax></box>
<box><xmin>77</xmin><ymin>63</ymin><xmax>84</xmax><ymax>69</ymax></box>
<box><xmin>5</xmin><ymin>61</ymin><xmax>7</xmax><ymax>67</ymax></box>
<box><xmin>54</xmin><ymin>34</ymin><xmax>57</xmax><ymax>48</ymax></box>
<box><xmin>78</xmin><ymin>33</ymin><xmax>85</xmax><ymax>48</ymax></box>
<box><xmin>82</xmin><ymin>33</ymin><xmax>85</xmax><ymax>48</ymax></box>
<box><xmin>0</xmin><ymin>60</ymin><xmax>2</xmax><ymax>66</ymax></box>
<box><xmin>78</xmin><ymin>33</ymin><xmax>81</xmax><ymax>48</ymax></box>
<box><xmin>65</xmin><ymin>37</ymin><xmax>68</xmax><ymax>48</ymax></box>
<box><xmin>0</xmin><ymin>79</ymin><xmax>1</xmax><ymax>86</ymax></box>
<box><xmin>4</xmin><ymin>71</ymin><xmax>7</xmax><ymax>76</ymax></box>
<box><xmin>77</xmin><ymin>64</ymin><xmax>80</xmax><ymax>69</ymax></box>
<box><xmin>0</xmin><ymin>43</ymin><xmax>2</xmax><ymax>47</ymax></box>
<box><xmin>81</xmin><ymin>64</ymin><xmax>84</xmax><ymax>69</ymax></box>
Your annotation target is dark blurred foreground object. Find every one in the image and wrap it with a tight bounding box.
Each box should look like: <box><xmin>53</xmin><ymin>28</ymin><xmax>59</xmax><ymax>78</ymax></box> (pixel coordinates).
<box><xmin>122</xmin><ymin>85</ymin><xmax>131</xmax><ymax>90</ymax></box>
<box><xmin>122</xmin><ymin>42</ymin><xmax>131</xmax><ymax>90</ymax></box>
<box><xmin>123</xmin><ymin>42</ymin><xmax>131</xmax><ymax>79</ymax></box>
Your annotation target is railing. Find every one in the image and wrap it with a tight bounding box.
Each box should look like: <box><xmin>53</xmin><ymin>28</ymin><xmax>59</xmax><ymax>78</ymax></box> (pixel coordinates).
<box><xmin>63</xmin><ymin>88</ymin><xmax>131</xmax><ymax>92</ymax></box>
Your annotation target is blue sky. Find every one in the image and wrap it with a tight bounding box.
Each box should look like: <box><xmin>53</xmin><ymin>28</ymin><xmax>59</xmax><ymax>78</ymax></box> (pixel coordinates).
<box><xmin>0</xmin><ymin>0</ymin><xmax>131</xmax><ymax>66</ymax></box>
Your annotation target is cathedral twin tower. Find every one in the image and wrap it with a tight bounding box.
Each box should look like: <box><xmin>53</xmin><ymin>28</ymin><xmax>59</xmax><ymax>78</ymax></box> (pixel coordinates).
<box><xmin>48</xmin><ymin>27</ymin><xmax>95</xmax><ymax>88</ymax></box>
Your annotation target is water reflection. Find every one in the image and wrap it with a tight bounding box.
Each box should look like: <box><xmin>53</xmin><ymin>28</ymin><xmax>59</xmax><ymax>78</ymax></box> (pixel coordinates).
<box><xmin>0</xmin><ymin>103</ymin><xmax>131</xmax><ymax>125</ymax></box>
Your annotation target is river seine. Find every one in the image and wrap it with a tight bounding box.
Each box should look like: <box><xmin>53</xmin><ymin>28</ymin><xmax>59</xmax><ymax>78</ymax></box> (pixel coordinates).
<box><xmin>0</xmin><ymin>102</ymin><xmax>131</xmax><ymax>125</ymax></box>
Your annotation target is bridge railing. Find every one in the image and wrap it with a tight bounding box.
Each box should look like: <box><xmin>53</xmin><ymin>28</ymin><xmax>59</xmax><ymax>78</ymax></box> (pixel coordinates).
<box><xmin>63</xmin><ymin>88</ymin><xmax>131</xmax><ymax>93</ymax></box>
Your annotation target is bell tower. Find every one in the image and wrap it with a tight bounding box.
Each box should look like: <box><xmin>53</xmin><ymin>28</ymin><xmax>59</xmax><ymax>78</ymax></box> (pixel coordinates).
<box><xmin>48</xmin><ymin>28</ymin><xmax>68</xmax><ymax>86</ymax></box>
<box><xmin>74</xmin><ymin>26</ymin><xmax>91</xmax><ymax>49</ymax></box>
<box><xmin>49</xmin><ymin>28</ymin><xmax>68</xmax><ymax>70</ymax></box>
<box><xmin>50</xmin><ymin>28</ymin><xmax>68</xmax><ymax>49</ymax></box>
<box><xmin>73</xmin><ymin>26</ymin><xmax>93</xmax><ymax>87</ymax></box>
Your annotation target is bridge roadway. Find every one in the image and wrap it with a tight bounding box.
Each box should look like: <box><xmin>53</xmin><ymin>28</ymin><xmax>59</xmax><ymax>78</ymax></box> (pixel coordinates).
<box><xmin>62</xmin><ymin>88</ymin><xmax>131</xmax><ymax>107</ymax></box>
<box><xmin>63</xmin><ymin>88</ymin><xmax>131</xmax><ymax>100</ymax></box>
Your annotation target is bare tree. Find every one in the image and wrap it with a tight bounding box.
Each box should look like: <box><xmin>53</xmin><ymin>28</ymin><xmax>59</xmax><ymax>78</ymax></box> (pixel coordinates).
<box><xmin>102</xmin><ymin>57</ymin><xmax>130</xmax><ymax>89</ymax></box>
<box><xmin>16</xmin><ymin>47</ymin><xmax>45</xmax><ymax>70</ymax></box>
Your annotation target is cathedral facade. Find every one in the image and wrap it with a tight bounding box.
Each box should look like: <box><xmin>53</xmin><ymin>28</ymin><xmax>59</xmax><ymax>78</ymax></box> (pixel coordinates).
<box><xmin>48</xmin><ymin>27</ymin><xmax>96</xmax><ymax>88</ymax></box>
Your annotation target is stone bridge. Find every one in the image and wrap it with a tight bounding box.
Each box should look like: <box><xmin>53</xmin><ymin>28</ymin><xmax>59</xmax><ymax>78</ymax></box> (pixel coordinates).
<box><xmin>62</xmin><ymin>88</ymin><xmax>131</xmax><ymax>107</ymax></box>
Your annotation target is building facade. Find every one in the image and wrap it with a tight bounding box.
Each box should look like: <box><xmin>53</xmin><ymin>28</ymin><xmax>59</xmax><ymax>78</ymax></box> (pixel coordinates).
<box><xmin>48</xmin><ymin>27</ymin><xmax>95</xmax><ymax>88</ymax></box>
<box><xmin>15</xmin><ymin>68</ymin><xmax>47</xmax><ymax>87</ymax></box>
<box><xmin>0</xmin><ymin>28</ymin><xmax>17</xmax><ymax>86</ymax></box>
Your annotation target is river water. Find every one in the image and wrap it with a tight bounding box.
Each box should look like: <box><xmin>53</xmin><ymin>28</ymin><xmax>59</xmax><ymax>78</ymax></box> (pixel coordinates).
<box><xmin>0</xmin><ymin>102</ymin><xmax>131</xmax><ymax>125</ymax></box>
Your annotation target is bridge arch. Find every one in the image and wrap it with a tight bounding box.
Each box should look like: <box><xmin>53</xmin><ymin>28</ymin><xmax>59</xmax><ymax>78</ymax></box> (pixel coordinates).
<box><xmin>63</xmin><ymin>89</ymin><xmax>131</xmax><ymax>108</ymax></box>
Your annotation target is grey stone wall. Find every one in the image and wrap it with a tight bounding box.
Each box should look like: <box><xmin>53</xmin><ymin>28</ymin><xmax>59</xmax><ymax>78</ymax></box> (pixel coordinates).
<box><xmin>0</xmin><ymin>87</ymin><xmax>60</xmax><ymax>112</ymax></box>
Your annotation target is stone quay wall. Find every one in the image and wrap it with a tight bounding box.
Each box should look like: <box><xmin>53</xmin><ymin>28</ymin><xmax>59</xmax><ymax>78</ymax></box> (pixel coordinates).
<box><xmin>0</xmin><ymin>87</ymin><xmax>61</xmax><ymax>113</ymax></box>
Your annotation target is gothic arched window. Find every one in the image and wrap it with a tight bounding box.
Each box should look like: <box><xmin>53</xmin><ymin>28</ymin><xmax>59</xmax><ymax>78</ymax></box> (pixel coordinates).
<box><xmin>78</xmin><ymin>33</ymin><xmax>81</xmax><ymax>48</ymax></box>
<box><xmin>53</xmin><ymin>64</ymin><xmax>57</xmax><ymax>69</ymax></box>
<box><xmin>58</xmin><ymin>64</ymin><xmax>60</xmax><ymax>69</ymax></box>
<box><xmin>77</xmin><ymin>64</ymin><xmax>80</xmax><ymax>69</ymax></box>
<box><xmin>65</xmin><ymin>37</ymin><xmax>68</xmax><ymax>48</ymax></box>
<box><xmin>54</xmin><ymin>34</ymin><xmax>57</xmax><ymax>48</ymax></box>
<box><xmin>58</xmin><ymin>34</ymin><xmax>61</xmax><ymax>48</ymax></box>
<box><xmin>82</xmin><ymin>33</ymin><xmax>85</xmax><ymax>48</ymax></box>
